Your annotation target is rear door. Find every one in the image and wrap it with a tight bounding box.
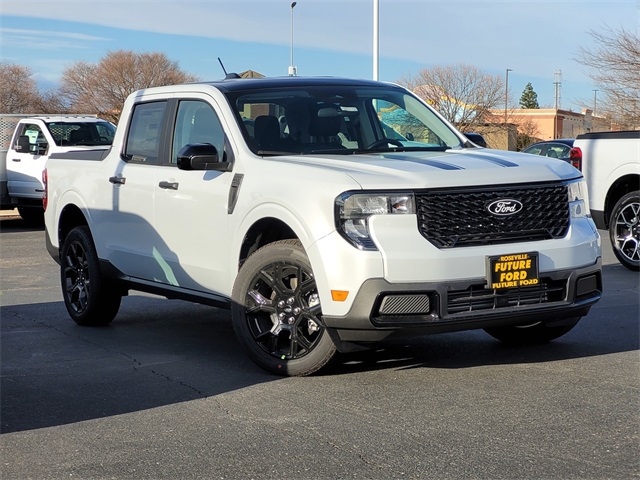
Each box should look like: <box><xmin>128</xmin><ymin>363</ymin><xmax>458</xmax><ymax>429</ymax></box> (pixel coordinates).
<box><xmin>92</xmin><ymin>101</ymin><xmax>169</xmax><ymax>281</ymax></box>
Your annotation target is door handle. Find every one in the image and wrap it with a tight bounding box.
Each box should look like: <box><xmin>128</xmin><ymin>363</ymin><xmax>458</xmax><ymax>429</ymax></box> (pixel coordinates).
<box><xmin>109</xmin><ymin>176</ymin><xmax>126</xmax><ymax>185</ymax></box>
<box><xmin>12</xmin><ymin>158</ymin><xmax>21</xmax><ymax>162</ymax></box>
<box><xmin>159</xmin><ymin>181</ymin><xmax>179</xmax><ymax>190</ymax></box>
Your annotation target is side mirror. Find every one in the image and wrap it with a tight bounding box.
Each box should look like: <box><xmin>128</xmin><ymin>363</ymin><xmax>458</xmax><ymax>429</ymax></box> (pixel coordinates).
<box><xmin>177</xmin><ymin>143</ymin><xmax>231</xmax><ymax>172</ymax></box>
<box><xmin>405</xmin><ymin>132</ymin><xmax>415</xmax><ymax>141</ymax></box>
<box><xmin>16</xmin><ymin>135</ymin><xmax>31</xmax><ymax>153</ymax></box>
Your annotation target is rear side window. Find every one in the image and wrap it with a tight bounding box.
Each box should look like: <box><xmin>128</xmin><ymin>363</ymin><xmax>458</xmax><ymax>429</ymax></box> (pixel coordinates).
<box><xmin>124</xmin><ymin>101</ymin><xmax>167</xmax><ymax>163</ymax></box>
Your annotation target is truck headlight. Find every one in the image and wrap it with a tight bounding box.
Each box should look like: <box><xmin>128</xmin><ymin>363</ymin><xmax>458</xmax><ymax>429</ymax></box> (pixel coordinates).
<box><xmin>567</xmin><ymin>179</ymin><xmax>590</xmax><ymax>219</ymax></box>
<box><xmin>335</xmin><ymin>192</ymin><xmax>415</xmax><ymax>250</ymax></box>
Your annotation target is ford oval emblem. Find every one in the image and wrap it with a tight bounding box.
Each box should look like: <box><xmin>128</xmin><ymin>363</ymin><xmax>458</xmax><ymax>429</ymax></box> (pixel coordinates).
<box><xmin>487</xmin><ymin>199</ymin><xmax>523</xmax><ymax>216</ymax></box>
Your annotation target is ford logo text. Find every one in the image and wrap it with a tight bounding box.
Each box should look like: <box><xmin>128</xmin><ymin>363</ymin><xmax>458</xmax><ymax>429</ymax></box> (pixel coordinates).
<box><xmin>487</xmin><ymin>199</ymin><xmax>523</xmax><ymax>216</ymax></box>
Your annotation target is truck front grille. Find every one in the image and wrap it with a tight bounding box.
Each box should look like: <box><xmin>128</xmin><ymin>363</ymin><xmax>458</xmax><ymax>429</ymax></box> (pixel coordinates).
<box><xmin>416</xmin><ymin>183</ymin><xmax>569</xmax><ymax>248</ymax></box>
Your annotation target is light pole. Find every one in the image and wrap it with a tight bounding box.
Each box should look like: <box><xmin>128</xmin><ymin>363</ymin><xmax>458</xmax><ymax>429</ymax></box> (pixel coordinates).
<box><xmin>504</xmin><ymin>68</ymin><xmax>512</xmax><ymax>124</ymax></box>
<box><xmin>593</xmin><ymin>89</ymin><xmax>598</xmax><ymax>117</ymax></box>
<box><xmin>373</xmin><ymin>0</ymin><xmax>379</xmax><ymax>81</ymax></box>
<box><xmin>288</xmin><ymin>2</ymin><xmax>297</xmax><ymax>76</ymax></box>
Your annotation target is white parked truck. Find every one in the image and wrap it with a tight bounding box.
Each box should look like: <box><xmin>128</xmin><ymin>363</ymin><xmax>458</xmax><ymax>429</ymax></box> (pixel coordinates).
<box><xmin>574</xmin><ymin>130</ymin><xmax>640</xmax><ymax>271</ymax></box>
<box><xmin>0</xmin><ymin>114</ymin><xmax>115</xmax><ymax>222</ymax></box>
<box><xmin>43</xmin><ymin>76</ymin><xmax>602</xmax><ymax>375</ymax></box>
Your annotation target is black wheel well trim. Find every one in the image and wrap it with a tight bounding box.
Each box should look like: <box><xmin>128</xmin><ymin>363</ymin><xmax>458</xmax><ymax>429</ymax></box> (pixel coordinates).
<box><xmin>57</xmin><ymin>204</ymin><xmax>89</xmax><ymax>249</ymax></box>
<box><xmin>239</xmin><ymin>217</ymin><xmax>298</xmax><ymax>267</ymax></box>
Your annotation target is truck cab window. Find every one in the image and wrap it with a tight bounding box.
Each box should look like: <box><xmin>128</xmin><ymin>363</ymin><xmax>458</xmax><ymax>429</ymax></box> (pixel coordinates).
<box><xmin>171</xmin><ymin>101</ymin><xmax>225</xmax><ymax>164</ymax></box>
<box><xmin>124</xmin><ymin>101</ymin><xmax>167</xmax><ymax>164</ymax></box>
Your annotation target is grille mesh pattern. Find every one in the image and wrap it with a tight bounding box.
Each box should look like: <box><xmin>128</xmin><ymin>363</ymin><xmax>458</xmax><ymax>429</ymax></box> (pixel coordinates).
<box><xmin>378</xmin><ymin>294</ymin><xmax>431</xmax><ymax>315</ymax></box>
<box><xmin>447</xmin><ymin>279</ymin><xmax>567</xmax><ymax>314</ymax></box>
<box><xmin>416</xmin><ymin>184</ymin><xmax>569</xmax><ymax>248</ymax></box>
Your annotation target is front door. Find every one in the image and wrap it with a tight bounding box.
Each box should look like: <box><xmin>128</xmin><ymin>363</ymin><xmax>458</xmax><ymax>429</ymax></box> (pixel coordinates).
<box><xmin>153</xmin><ymin>98</ymin><xmax>233</xmax><ymax>295</ymax></box>
<box><xmin>7</xmin><ymin>122</ymin><xmax>48</xmax><ymax>199</ymax></box>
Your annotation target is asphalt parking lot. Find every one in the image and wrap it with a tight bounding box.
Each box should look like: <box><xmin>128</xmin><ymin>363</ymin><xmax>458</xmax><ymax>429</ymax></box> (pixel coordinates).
<box><xmin>1</xmin><ymin>211</ymin><xmax>638</xmax><ymax>479</ymax></box>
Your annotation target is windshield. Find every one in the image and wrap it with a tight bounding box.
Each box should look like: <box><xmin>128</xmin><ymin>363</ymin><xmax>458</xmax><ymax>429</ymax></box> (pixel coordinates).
<box><xmin>46</xmin><ymin>121</ymin><xmax>116</xmax><ymax>146</ymax></box>
<box><xmin>228</xmin><ymin>85</ymin><xmax>463</xmax><ymax>155</ymax></box>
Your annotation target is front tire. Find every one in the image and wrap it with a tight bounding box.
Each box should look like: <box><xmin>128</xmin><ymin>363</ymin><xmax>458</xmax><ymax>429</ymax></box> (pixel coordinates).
<box><xmin>60</xmin><ymin>226</ymin><xmax>121</xmax><ymax>326</ymax></box>
<box><xmin>609</xmin><ymin>191</ymin><xmax>640</xmax><ymax>271</ymax></box>
<box><xmin>231</xmin><ymin>240</ymin><xmax>337</xmax><ymax>376</ymax></box>
<box><xmin>484</xmin><ymin>318</ymin><xmax>580</xmax><ymax>345</ymax></box>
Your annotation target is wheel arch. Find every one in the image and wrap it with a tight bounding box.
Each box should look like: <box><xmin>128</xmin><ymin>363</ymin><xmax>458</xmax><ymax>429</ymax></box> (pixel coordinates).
<box><xmin>238</xmin><ymin>217</ymin><xmax>298</xmax><ymax>267</ymax></box>
<box><xmin>604</xmin><ymin>174</ymin><xmax>639</xmax><ymax>228</ymax></box>
<box><xmin>58</xmin><ymin>203</ymin><xmax>89</xmax><ymax>247</ymax></box>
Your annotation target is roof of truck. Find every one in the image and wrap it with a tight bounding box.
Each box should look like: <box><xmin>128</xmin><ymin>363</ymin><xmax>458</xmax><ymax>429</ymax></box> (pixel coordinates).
<box><xmin>196</xmin><ymin>75</ymin><xmax>399</xmax><ymax>93</ymax></box>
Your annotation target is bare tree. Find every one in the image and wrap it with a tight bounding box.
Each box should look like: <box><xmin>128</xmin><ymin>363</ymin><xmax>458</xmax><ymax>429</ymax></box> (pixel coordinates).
<box><xmin>577</xmin><ymin>26</ymin><xmax>640</xmax><ymax>129</ymax></box>
<box><xmin>398</xmin><ymin>64</ymin><xmax>505</xmax><ymax>131</ymax></box>
<box><xmin>60</xmin><ymin>50</ymin><xmax>199</xmax><ymax>123</ymax></box>
<box><xmin>0</xmin><ymin>62</ymin><xmax>40</xmax><ymax>113</ymax></box>
<box><xmin>514</xmin><ymin>117</ymin><xmax>541</xmax><ymax>150</ymax></box>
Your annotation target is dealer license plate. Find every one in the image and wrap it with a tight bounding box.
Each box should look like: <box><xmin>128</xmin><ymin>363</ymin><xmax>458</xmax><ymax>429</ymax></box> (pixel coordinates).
<box><xmin>487</xmin><ymin>252</ymin><xmax>539</xmax><ymax>290</ymax></box>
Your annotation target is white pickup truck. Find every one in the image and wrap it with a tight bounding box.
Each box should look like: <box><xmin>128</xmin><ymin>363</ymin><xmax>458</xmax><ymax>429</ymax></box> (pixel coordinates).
<box><xmin>43</xmin><ymin>76</ymin><xmax>602</xmax><ymax>375</ymax></box>
<box><xmin>574</xmin><ymin>131</ymin><xmax>640</xmax><ymax>271</ymax></box>
<box><xmin>0</xmin><ymin>114</ymin><xmax>115</xmax><ymax>222</ymax></box>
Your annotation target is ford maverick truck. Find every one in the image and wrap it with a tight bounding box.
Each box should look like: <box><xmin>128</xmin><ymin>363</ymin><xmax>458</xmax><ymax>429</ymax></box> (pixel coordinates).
<box><xmin>44</xmin><ymin>77</ymin><xmax>602</xmax><ymax>375</ymax></box>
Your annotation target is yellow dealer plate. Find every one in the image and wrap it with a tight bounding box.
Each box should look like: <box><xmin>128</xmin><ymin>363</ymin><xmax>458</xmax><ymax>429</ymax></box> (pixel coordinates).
<box><xmin>487</xmin><ymin>252</ymin><xmax>539</xmax><ymax>290</ymax></box>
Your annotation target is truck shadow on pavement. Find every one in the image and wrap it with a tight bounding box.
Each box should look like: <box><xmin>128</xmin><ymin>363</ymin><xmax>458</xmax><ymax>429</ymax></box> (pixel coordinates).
<box><xmin>2</xmin><ymin>265</ymin><xmax>637</xmax><ymax>433</ymax></box>
<box><xmin>0</xmin><ymin>296</ymin><xmax>273</xmax><ymax>434</ymax></box>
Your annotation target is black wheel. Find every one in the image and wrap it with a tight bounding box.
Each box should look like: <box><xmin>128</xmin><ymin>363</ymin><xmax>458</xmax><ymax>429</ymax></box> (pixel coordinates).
<box><xmin>60</xmin><ymin>226</ymin><xmax>121</xmax><ymax>326</ymax></box>
<box><xmin>609</xmin><ymin>191</ymin><xmax>640</xmax><ymax>271</ymax></box>
<box><xmin>17</xmin><ymin>207</ymin><xmax>44</xmax><ymax>226</ymax></box>
<box><xmin>231</xmin><ymin>240</ymin><xmax>337</xmax><ymax>376</ymax></box>
<box><xmin>484</xmin><ymin>318</ymin><xmax>580</xmax><ymax>345</ymax></box>
<box><xmin>367</xmin><ymin>138</ymin><xmax>404</xmax><ymax>150</ymax></box>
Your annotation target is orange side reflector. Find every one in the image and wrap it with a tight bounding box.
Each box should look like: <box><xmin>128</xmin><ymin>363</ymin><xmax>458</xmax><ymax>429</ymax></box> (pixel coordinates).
<box><xmin>331</xmin><ymin>290</ymin><xmax>349</xmax><ymax>302</ymax></box>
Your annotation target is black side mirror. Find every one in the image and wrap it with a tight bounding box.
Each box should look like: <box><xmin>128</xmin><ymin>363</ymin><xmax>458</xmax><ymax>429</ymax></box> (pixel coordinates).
<box><xmin>16</xmin><ymin>135</ymin><xmax>31</xmax><ymax>153</ymax></box>
<box><xmin>177</xmin><ymin>143</ymin><xmax>231</xmax><ymax>172</ymax></box>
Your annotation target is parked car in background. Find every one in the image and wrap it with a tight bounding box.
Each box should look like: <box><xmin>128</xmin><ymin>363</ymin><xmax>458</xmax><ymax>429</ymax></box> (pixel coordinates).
<box><xmin>0</xmin><ymin>114</ymin><xmax>115</xmax><ymax>223</ymax></box>
<box><xmin>521</xmin><ymin>139</ymin><xmax>582</xmax><ymax>169</ymax></box>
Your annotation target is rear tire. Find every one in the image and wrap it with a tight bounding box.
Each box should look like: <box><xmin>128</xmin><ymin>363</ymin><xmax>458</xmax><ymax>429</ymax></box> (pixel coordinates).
<box><xmin>484</xmin><ymin>318</ymin><xmax>580</xmax><ymax>345</ymax></box>
<box><xmin>231</xmin><ymin>240</ymin><xmax>337</xmax><ymax>376</ymax></box>
<box><xmin>60</xmin><ymin>226</ymin><xmax>121</xmax><ymax>326</ymax></box>
<box><xmin>609</xmin><ymin>191</ymin><xmax>640</xmax><ymax>271</ymax></box>
<box><xmin>17</xmin><ymin>207</ymin><xmax>44</xmax><ymax>226</ymax></box>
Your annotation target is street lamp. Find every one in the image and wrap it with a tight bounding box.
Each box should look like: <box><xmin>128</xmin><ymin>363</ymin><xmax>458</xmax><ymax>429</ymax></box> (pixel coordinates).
<box><xmin>593</xmin><ymin>89</ymin><xmax>598</xmax><ymax>117</ymax></box>
<box><xmin>373</xmin><ymin>0</ymin><xmax>379</xmax><ymax>80</ymax></box>
<box><xmin>288</xmin><ymin>2</ymin><xmax>298</xmax><ymax>76</ymax></box>
<box><xmin>504</xmin><ymin>68</ymin><xmax>512</xmax><ymax>124</ymax></box>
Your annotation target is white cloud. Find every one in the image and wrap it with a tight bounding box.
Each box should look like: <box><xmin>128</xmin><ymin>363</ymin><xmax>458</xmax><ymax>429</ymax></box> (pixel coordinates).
<box><xmin>0</xmin><ymin>27</ymin><xmax>110</xmax><ymax>50</ymax></box>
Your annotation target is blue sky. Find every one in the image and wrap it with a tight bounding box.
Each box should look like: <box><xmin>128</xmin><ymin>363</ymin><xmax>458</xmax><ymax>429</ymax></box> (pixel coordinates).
<box><xmin>1</xmin><ymin>0</ymin><xmax>638</xmax><ymax>112</ymax></box>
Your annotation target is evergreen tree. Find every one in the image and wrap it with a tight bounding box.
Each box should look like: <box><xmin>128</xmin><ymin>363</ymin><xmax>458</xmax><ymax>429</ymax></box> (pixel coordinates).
<box><xmin>519</xmin><ymin>83</ymin><xmax>539</xmax><ymax>109</ymax></box>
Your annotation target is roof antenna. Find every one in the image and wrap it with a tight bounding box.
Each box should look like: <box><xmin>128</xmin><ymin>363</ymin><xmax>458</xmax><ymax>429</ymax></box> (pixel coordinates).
<box><xmin>218</xmin><ymin>58</ymin><xmax>241</xmax><ymax>79</ymax></box>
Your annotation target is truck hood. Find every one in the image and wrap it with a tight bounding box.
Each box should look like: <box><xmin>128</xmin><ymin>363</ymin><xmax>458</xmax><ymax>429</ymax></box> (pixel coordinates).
<box><xmin>268</xmin><ymin>148</ymin><xmax>581</xmax><ymax>189</ymax></box>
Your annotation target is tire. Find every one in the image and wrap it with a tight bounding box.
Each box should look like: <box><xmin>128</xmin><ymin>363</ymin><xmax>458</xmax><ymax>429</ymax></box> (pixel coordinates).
<box><xmin>484</xmin><ymin>317</ymin><xmax>580</xmax><ymax>345</ymax></box>
<box><xmin>231</xmin><ymin>239</ymin><xmax>337</xmax><ymax>376</ymax></box>
<box><xmin>609</xmin><ymin>191</ymin><xmax>640</xmax><ymax>271</ymax></box>
<box><xmin>17</xmin><ymin>207</ymin><xmax>44</xmax><ymax>226</ymax></box>
<box><xmin>60</xmin><ymin>226</ymin><xmax>121</xmax><ymax>326</ymax></box>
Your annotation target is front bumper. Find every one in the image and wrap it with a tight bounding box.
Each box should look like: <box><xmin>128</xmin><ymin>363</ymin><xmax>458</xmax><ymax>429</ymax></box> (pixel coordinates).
<box><xmin>323</xmin><ymin>258</ymin><xmax>602</xmax><ymax>343</ymax></box>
